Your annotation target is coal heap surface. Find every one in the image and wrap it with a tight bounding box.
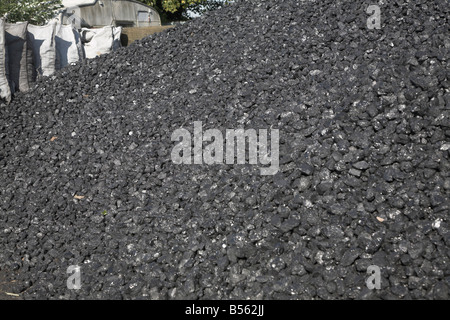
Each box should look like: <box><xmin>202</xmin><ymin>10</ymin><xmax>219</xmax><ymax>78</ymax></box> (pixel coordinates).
<box><xmin>1</xmin><ymin>0</ymin><xmax>449</xmax><ymax>300</ymax></box>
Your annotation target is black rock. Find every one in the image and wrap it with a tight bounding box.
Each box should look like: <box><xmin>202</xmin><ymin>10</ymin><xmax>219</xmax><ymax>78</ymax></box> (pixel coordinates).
<box><xmin>299</xmin><ymin>162</ymin><xmax>314</xmax><ymax>176</ymax></box>
<box><xmin>353</xmin><ymin>161</ymin><xmax>369</xmax><ymax>170</ymax></box>
<box><xmin>340</xmin><ymin>248</ymin><xmax>362</xmax><ymax>267</ymax></box>
<box><xmin>432</xmin><ymin>281</ymin><xmax>449</xmax><ymax>300</ymax></box>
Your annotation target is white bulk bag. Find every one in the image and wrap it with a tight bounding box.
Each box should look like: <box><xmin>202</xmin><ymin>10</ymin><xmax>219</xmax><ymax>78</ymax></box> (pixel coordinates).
<box><xmin>5</xmin><ymin>22</ymin><xmax>33</xmax><ymax>93</ymax></box>
<box><xmin>82</xmin><ymin>26</ymin><xmax>114</xmax><ymax>59</ymax></box>
<box><xmin>0</xmin><ymin>18</ymin><xmax>12</xmax><ymax>103</ymax></box>
<box><xmin>27</xmin><ymin>22</ymin><xmax>57</xmax><ymax>78</ymax></box>
<box><xmin>55</xmin><ymin>24</ymin><xmax>84</xmax><ymax>69</ymax></box>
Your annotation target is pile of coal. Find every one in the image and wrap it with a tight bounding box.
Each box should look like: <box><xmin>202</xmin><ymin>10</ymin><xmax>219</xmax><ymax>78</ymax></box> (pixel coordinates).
<box><xmin>0</xmin><ymin>0</ymin><xmax>448</xmax><ymax>300</ymax></box>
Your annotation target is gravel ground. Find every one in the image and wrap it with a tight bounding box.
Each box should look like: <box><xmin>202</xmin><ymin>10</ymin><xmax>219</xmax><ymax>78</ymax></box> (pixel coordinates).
<box><xmin>0</xmin><ymin>0</ymin><xmax>449</xmax><ymax>300</ymax></box>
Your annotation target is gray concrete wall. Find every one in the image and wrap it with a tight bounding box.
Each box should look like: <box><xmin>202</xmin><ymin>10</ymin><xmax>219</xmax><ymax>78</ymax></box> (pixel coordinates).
<box><xmin>113</xmin><ymin>0</ymin><xmax>161</xmax><ymax>27</ymax></box>
<box><xmin>64</xmin><ymin>0</ymin><xmax>161</xmax><ymax>28</ymax></box>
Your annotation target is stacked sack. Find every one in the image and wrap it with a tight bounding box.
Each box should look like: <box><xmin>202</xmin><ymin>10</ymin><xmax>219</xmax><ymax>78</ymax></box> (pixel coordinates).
<box><xmin>0</xmin><ymin>18</ymin><xmax>122</xmax><ymax>103</ymax></box>
<box><xmin>81</xmin><ymin>26</ymin><xmax>122</xmax><ymax>59</ymax></box>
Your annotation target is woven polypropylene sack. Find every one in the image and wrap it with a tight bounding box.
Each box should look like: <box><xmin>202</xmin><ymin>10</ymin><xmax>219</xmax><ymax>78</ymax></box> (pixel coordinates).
<box><xmin>55</xmin><ymin>24</ymin><xmax>83</xmax><ymax>69</ymax></box>
<box><xmin>5</xmin><ymin>22</ymin><xmax>33</xmax><ymax>93</ymax></box>
<box><xmin>82</xmin><ymin>26</ymin><xmax>113</xmax><ymax>59</ymax></box>
<box><xmin>27</xmin><ymin>23</ymin><xmax>57</xmax><ymax>78</ymax></box>
<box><xmin>0</xmin><ymin>19</ymin><xmax>11</xmax><ymax>103</ymax></box>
